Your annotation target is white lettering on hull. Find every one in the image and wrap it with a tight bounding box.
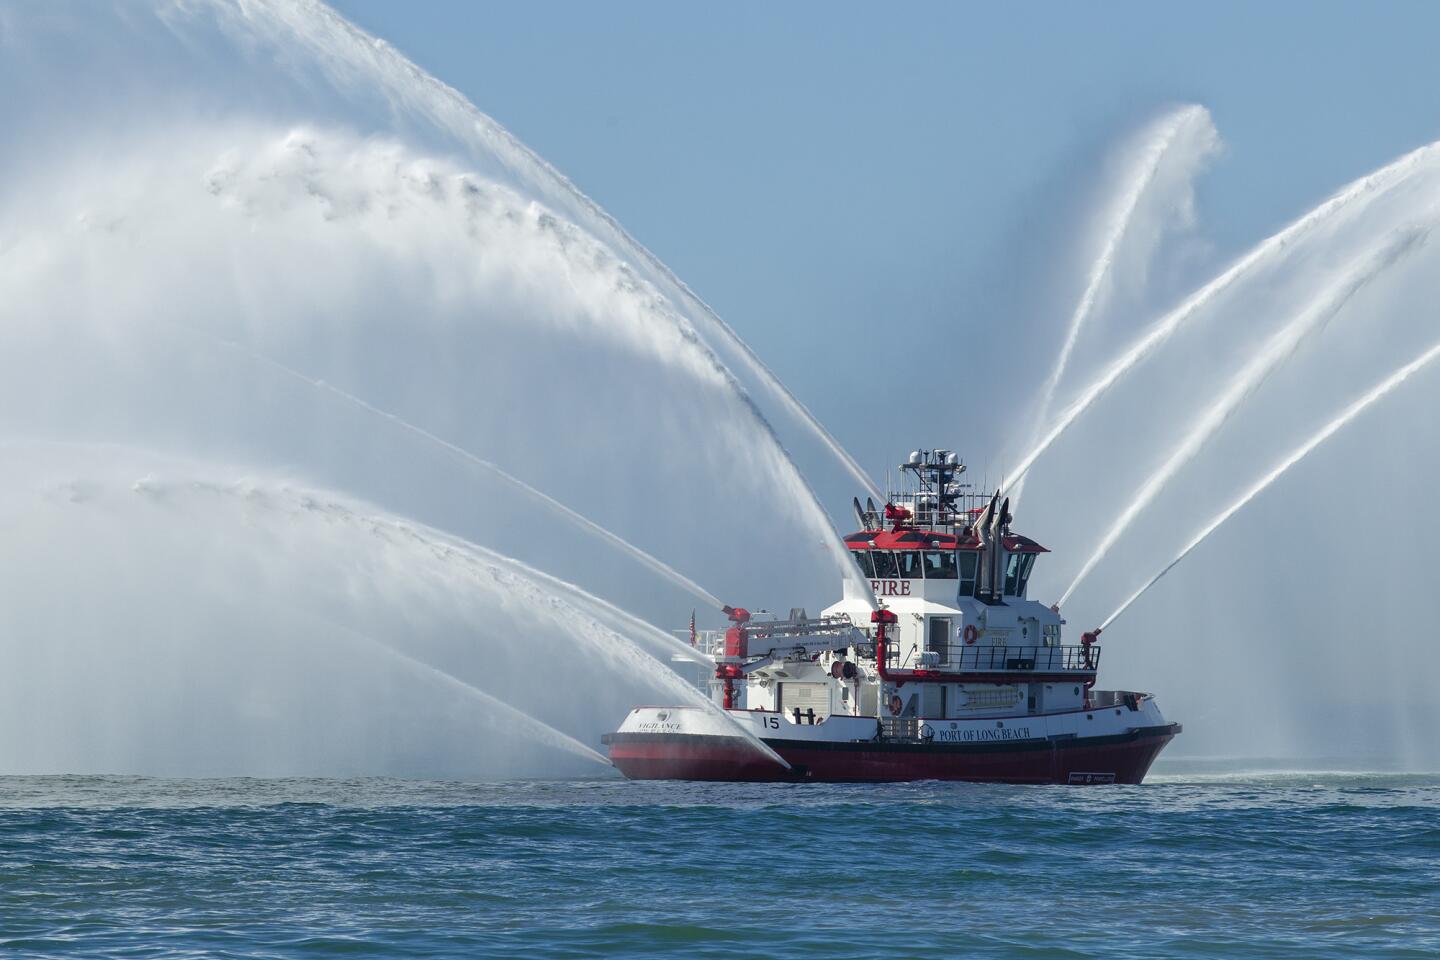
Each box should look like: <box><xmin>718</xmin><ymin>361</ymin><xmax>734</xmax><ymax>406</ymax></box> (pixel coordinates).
<box><xmin>931</xmin><ymin>726</ymin><xmax>1035</xmax><ymax>743</ymax></box>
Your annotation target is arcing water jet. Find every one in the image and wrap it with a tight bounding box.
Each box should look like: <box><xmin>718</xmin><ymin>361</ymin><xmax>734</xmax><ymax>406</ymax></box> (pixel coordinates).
<box><xmin>1005</xmin><ymin>138</ymin><xmax>1440</xmax><ymax>494</ymax></box>
<box><xmin>152</xmin><ymin>473</ymin><xmax>790</xmax><ymax>769</ymax></box>
<box><xmin>1100</xmin><ymin>334</ymin><xmax>1440</xmax><ymax>632</ymax></box>
<box><xmin>1019</xmin><ymin>105</ymin><xmax>1216</xmax><ymax>507</ymax></box>
<box><xmin>174</xmin><ymin>0</ymin><xmax>886</xmax><ymax>507</ymax></box>
<box><xmin>207</xmin><ymin>334</ymin><xmax>726</xmax><ymax>612</ymax></box>
<box><xmin>295</xmin><ymin>608</ymin><xmax>612</xmax><ymax>768</ymax></box>
<box><xmin>1060</xmin><ymin>223</ymin><xmax>1433</xmax><ymax>605</ymax></box>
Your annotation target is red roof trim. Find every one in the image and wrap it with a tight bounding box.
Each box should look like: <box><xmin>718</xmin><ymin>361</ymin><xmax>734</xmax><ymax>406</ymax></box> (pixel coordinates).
<box><xmin>845</xmin><ymin>531</ymin><xmax>1049</xmax><ymax>553</ymax></box>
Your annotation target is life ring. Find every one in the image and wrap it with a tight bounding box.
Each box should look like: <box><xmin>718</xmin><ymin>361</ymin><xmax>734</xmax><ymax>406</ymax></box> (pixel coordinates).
<box><xmin>963</xmin><ymin>624</ymin><xmax>979</xmax><ymax>645</ymax></box>
<box><xmin>888</xmin><ymin>694</ymin><xmax>904</xmax><ymax>716</ymax></box>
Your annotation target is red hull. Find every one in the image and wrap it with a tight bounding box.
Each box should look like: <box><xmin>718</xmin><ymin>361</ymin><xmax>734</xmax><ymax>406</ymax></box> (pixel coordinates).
<box><xmin>605</xmin><ymin>724</ymin><xmax>1179</xmax><ymax>784</ymax></box>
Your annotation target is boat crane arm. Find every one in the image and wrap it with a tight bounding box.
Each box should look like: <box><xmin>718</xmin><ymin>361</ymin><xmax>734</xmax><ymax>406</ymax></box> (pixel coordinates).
<box><xmin>717</xmin><ymin>612</ymin><xmax>866</xmax><ymax>674</ymax></box>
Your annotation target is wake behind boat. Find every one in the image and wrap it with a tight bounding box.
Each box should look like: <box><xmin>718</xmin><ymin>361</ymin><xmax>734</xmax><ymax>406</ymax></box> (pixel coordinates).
<box><xmin>604</xmin><ymin>446</ymin><xmax>1179</xmax><ymax>783</ymax></box>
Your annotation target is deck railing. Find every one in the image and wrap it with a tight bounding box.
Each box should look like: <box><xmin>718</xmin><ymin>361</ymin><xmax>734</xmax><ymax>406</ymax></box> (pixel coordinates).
<box><xmin>892</xmin><ymin>643</ymin><xmax>1100</xmax><ymax>673</ymax></box>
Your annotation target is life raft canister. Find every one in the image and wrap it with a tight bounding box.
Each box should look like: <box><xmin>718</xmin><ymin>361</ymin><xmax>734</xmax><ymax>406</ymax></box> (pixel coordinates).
<box><xmin>888</xmin><ymin>694</ymin><xmax>904</xmax><ymax>716</ymax></box>
<box><xmin>963</xmin><ymin>623</ymin><xmax>979</xmax><ymax>645</ymax></box>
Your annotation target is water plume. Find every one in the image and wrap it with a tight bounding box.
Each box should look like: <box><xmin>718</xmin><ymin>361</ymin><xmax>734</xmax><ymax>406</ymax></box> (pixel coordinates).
<box><xmin>1100</xmin><ymin>335</ymin><xmax>1440</xmax><ymax>632</ymax></box>
<box><xmin>133</xmin><ymin>470</ymin><xmax>785</xmax><ymax>768</ymax></box>
<box><xmin>268</xmin><ymin>490</ymin><xmax>788</xmax><ymax>769</ymax></box>
<box><xmin>1005</xmin><ymin>139</ymin><xmax>1440</xmax><ymax>493</ymax></box>
<box><xmin>293</xmin><ymin>609</ymin><xmax>612</xmax><ymax>768</ymax></box>
<box><xmin>1060</xmin><ymin>224</ymin><xmax>1432</xmax><ymax>605</ymax></box>
<box><xmin>207</xmin><ymin>333</ymin><xmax>726</xmax><ymax>612</ymax></box>
<box><xmin>0</xmin><ymin>444</ymin><xmax>786</xmax><ymax>775</ymax></box>
<box><xmin>1016</xmin><ymin>106</ymin><xmax>1216</xmax><ymax>504</ymax></box>
<box><xmin>164</xmin><ymin>0</ymin><xmax>885</xmax><ymax>507</ymax></box>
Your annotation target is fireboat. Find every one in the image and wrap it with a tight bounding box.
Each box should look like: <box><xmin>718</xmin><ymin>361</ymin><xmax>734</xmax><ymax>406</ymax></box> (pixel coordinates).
<box><xmin>603</xmin><ymin>447</ymin><xmax>1180</xmax><ymax>783</ymax></box>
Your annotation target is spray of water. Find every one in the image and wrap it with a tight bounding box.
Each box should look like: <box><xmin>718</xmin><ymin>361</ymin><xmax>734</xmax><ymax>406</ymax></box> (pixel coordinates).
<box><xmin>146</xmin><ymin>473</ymin><xmax>789</xmax><ymax>768</ymax></box>
<box><xmin>0</xmin><ymin>0</ymin><xmax>867</xmax><ymax>776</ymax></box>
<box><xmin>1060</xmin><ymin>224</ymin><xmax>1432</xmax><ymax>605</ymax></box>
<box><xmin>170</xmin><ymin>0</ymin><xmax>885</xmax><ymax>506</ymax></box>
<box><xmin>1100</xmin><ymin>335</ymin><xmax>1440</xmax><ymax>632</ymax></box>
<box><xmin>268</xmin><ymin>488</ymin><xmax>787</xmax><ymax>769</ymax></box>
<box><xmin>496</xmin><ymin>557</ymin><xmax>715</xmax><ymax>669</ymax></box>
<box><xmin>1005</xmin><ymin>139</ymin><xmax>1440</xmax><ymax>493</ymax></box>
<box><xmin>0</xmin><ymin>446</ymin><xmax>789</xmax><ymax>774</ymax></box>
<box><xmin>206</xmin><ymin>333</ymin><xmax>726</xmax><ymax>611</ymax></box>
<box><xmin>346</xmin><ymin>516</ymin><xmax>791</xmax><ymax>770</ymax></box>
<box><xmin>1018</xmin><ymin>106</ymin><xmax>1216</xmax><ymax>507</ymax></box>
<box><xmin>296</xmin><ymin>609</ymin><xmax>612</xmax><ymax>768</ymax></box>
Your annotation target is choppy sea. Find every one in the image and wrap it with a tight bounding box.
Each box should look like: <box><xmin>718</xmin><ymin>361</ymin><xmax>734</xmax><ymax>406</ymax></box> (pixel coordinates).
<box><xmin>1</xmin><ymin>762</ymin><xmax>1437</xmax><ymax>959</ymax></box>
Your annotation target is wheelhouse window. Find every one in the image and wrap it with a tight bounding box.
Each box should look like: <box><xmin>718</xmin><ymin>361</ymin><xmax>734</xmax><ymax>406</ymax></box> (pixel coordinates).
<box><xmin>1004</xmin><ymin>553</ymin><xmax>1037</xmax><ymax>596</ymax></box>
<box><xmin>923</xmin><ymin>550</ymin><xmax>957</xmax><ymax>579</ymax></box>
<box><xmin>853</xmin><ymin>550</ymin><xmax>876</xmax><ymax>578</ymax></box>
<box><xmin>957</xmin><ymin>550</ymin><xmax>979</xmax><ymax>596</ymax></box>
<box><xmin>871</xmin><ymin>550</ymin><xmax>899</xmax><ymax>579</ymax></box>
<box><xmin>897</xmin><ymin>551</ymin><xmax>925</xmax><ymax>579</ymax></box>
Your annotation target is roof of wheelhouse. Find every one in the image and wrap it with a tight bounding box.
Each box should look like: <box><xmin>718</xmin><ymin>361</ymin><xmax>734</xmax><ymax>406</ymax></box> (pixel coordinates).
<box><xmin>843</xmin><ymin>529</ymin><xmax>1049</xmax><ymax>554</ymax></box>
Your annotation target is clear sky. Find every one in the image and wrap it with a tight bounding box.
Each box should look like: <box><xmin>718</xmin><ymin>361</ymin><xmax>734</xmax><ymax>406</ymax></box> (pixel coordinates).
<box><xmin>329</xmin><ymin>0</ymin><xmax>1440</xmax><ymax>476</ymax></box>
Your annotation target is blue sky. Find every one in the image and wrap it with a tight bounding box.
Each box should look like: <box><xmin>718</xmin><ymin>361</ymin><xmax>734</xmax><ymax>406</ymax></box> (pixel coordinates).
<box><xmin>329</xmin><ymin>0</ymin><xmax>1440</xmax><ymax>476</ymax></box>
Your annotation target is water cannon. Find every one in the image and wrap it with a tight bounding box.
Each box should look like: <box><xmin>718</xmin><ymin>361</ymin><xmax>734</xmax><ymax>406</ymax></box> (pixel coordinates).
<box><xmin>722</xmin><ymin>605</ymin><xmax>752</xmax><ymax>624</ymax></box>
<box><xmin>1080</xmin><ymin>628</ymin><xmax>1101</xmax><ymax>646</ymax></box>
<box><xmin>870</xmin><ymin>608</ymin><xmax>899</xmax><ymax>626</ymax></box>
<box><xmin>883</xmin><ymin>503</ymin><xmax>912</xmax><ymax>529</ymax></box>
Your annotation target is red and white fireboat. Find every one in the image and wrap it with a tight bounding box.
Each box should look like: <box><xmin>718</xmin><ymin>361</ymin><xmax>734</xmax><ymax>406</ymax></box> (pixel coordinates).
<box><xmin>603</xmin><ymin>448</ymin><xmax>1180</xmax><ymax>784</ymax></box>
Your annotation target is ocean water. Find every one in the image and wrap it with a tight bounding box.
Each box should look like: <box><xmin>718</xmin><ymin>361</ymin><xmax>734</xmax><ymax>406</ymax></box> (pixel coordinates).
<box><xmin>1</xmin><ymin>763</ymin><xmax>1437</xmax><ymax>959</ymax></box>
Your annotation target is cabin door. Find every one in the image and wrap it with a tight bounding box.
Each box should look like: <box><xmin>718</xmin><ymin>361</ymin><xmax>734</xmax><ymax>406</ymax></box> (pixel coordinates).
<box><xmin>928</xmin><ymin>617</ymin><xmax>951</xmax><ymax>663</ymax></box>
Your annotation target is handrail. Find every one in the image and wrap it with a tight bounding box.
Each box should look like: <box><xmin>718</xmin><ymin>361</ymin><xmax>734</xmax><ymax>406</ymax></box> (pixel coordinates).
<box><xmin>930</xmin><ymin>643</ymin><xmax>1099</xmax><ymax>673</ymax></box>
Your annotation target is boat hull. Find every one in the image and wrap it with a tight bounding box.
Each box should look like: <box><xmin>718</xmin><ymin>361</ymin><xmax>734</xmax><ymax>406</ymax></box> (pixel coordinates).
<box><xmin>605</xmin><ymin>723</ymin><xmax>1178</xmax><ymax>784</ymax></box>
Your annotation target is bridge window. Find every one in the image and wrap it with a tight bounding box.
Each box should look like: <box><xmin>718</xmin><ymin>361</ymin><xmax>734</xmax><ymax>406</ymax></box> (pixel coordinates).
<box><xmin>853</xmin><ymin>551</ymin><xmax>875</xmax><ymax>578</ymax></box>
<box><xmin>897</xmin><ymin>551</ymin><xmax>925</xmax><ymax>579</ymax></box>
<box><xmin>871</xmin><ymin>550</ymin><xmax>899</xmax><ymax>578</ymax></box>
<box><xmin>957</xmin><ymin>551</ymin><xmax>978</xmax><ymax>596</ymax></box>
<box><xmin>923</xmin><ymin>550</ymin><xmax>958</xmax><ymax>579</ymax></box>
<box><xmin>1004</xmin><ymin>553</ymin><xmax>1037</xmax><ymax>596</ymax></box>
